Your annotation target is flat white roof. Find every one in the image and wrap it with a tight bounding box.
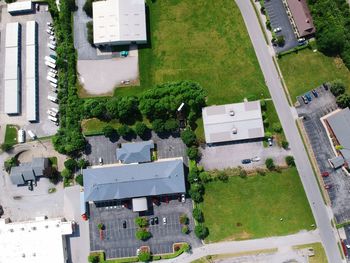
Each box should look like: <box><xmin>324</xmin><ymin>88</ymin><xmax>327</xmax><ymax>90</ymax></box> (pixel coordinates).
<box><xmin>8</xmin><ymin>1</ymin><xmax>33</xmax><ymax>13</ymax></box>
<box><xmin>26</xmin><ymin>79</ymin><xmax>37</xmax><ymax>121</ymax></box>
<box><xmin>93</xmin><ymin>0</ymin><xmax>147</xmax><ymax>45</ymax></box>
<box><xmin>5</xmin><ymin>22</ymin><xmax>19</xmax><ymax>48</ymax></box>
<box><xmin>0</xmin><ymin>218</ymin><xmax>72</xmax><ymax>263</ymax></box>
<box><xmin>202</xmin><ymin>101</ymin><xmax>264</xmax><ymax>144</ymax></box>
<box><xmin>26</xmin><ymin>21</ymin><xmax>37</xmax><ymax>46</ymax></box>
<box><xmin>4</xmin><ymin>47</ymin><xmax>19</xmax><ymax>80</ymax></box>
<box><xmin>4</xmin><ymin>79</ymin><xmax>19</xmax><ymax>114</ymax></box>
<box><xmin>132</xmin><ymin>197</ymin><xmax>148</xmax><ymax>212</ymax></box>
<box><xmin>26</xmin><ymin>45</ymin><xmax>36</xmax><ymax>79</ymax></box>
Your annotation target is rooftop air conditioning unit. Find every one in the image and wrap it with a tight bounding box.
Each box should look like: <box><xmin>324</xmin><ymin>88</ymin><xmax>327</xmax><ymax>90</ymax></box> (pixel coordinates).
<box><xmin>232</xmin><ymin>128</ymin><xmax>238</xmax><ymax>134</ymax></box>
<box><xmin>229</xmin><ymin>110</ymin><xmax>235</xmax><ymax>116</ymax></box>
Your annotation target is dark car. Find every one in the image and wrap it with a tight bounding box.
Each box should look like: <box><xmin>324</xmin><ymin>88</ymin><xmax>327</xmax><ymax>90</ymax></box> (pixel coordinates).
<box><xmin>241</xmin><ymin>159</ymin><xmax>251</xmax><ymax>164</ymax></box>
<box><xmin>305</xmin><ymin>93</ymin><xmax>312</xmax><ymax>101</ymax></box>
<box><xmin>0</xmin><ymin>205</ymin><xmax>3</xmax><ymax>217</ymax></box>
<box><xmin>323</xmin><ymin>83</ymin><xmax>329</xmax><ymax>90</ymax></box>
<box><xmin>312</xmin><ymin>89</ymin><xmax>318</xmax><ymax>97</ymax></box>
<box><xmin>150</xmin><ymin>217</ymin><xmax>155</xmax><ymax>225</ymax></box>
<box><xmin>28</xmin><ymin>181</ymin><xmax>33</xmax><ymax>191</ymax></box>
<box><xmin>321</xmin><ymin>171</ymin><xmax>330</xmax><ymax>177</ymax></box>
<box><xmin>154</xmin><ymin>217</ymin><xmax>159</xmax><ymax>225</ymax></box>
<box><xmin>122</xmin><ymin>220</ymin><xmax>127</xmax><ymax>228</ymax></box>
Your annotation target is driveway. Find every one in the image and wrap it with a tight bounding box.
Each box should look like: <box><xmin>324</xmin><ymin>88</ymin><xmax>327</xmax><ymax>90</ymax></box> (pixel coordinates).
<box><xmin>296</xmin><ymin>87</ymin><xmax>350</xmax><ymax>224</ymax></box>
<box><xmin>264</xmin><ymin>0</ymin><xmax>298</xmax><ymax>53</ymax></box>
<box><xmin>89</xmin><ymin>198</ymin><xmax>201</xmax><ymax>259</ymax></box>
<box><xmin>199</xmin><ymin>140</ymin><xmax>291</xmax><ymax>170</ymax></box>
<box><xmin>236</xmin><ymin>0</ymin><xmax>342</xmax><ymax>261</ymax></box>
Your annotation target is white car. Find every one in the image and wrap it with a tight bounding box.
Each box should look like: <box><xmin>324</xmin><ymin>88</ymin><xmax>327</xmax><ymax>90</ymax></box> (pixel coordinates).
<box><xmin>49</xmin><ymin>68</ymin><xmax>58</xmax><ymax>74</ymax></box>
<box><xmin>48</xmin><ymin>71</ymin><xmax>57</xmax><ymax>78</ymax></box>
<box><xmin>49</xmin><ymin>35</ymin><xmax>56</xmax><ymax>41</ymax></box>
<box><xmin>50</xmin><ymin>82</ymin><xmax>58</xmax><ymax>88</ymax></box>
<box><xmin>46</xmin><ymin>29</ymin><xmax>53</xmax><ymax>35</ymax></box>
<box><xmin>48</xmin><ymin>95</ymin><xmax>58</xmax><ymax>103</ymax></box>
<box><xmin>268</xmin><ymin>138</ymin><xmax>273</xmax><ymax>147</ymax></box>
<box><xmin>163</xmin><ymin>217</ymin><xmax>167</xmax><ymax>225</ymax></box>
<box><xmin>27</xmin><ymin>130</ymin><xmax>37</xmax><ymax>139</ymax></box>
<box><xmin>47</xmin><ymin>109</ymin><xmax>57</xmax><ymax>117</ymax></box>
<box><xmin>48</xmin><ymin>115</ymin><xmax>58</xmax><ymax>123</ymax></box>
<box><xmin>51</xmin><ymin>107</ymin><xmax>59</xmax><ymax>114</ymax></box>
<box><xmin>51</xmin><ymin>87</ymin><xmax>58</xmax><ymax>93</ymax></box>
<box><xmin>181</xmin><ymin>194</ymin><xmax>185</xmax><ymax>203</ymax></box>
<box><xmin>251</xmin><ymin>156</ymin><xmax>261</xmax><ymax>162</ymax></box>
<box><xmin>48</xmin><ymin>43</ymin><xmax>56</xmax><ymax>50</ymax></box>
<box><xmin>50</xmin><ymin>40</ymin><xmax>57</xmax><ymax>46</ymax></box>
<box><xmin>18</xmin><ymin>129</ymin><xmax>25</xmax><ymax>143</ymax></box>
<box><xmin>47</xmin><ymin>22</ymin><xmax>52</xmax><ymax>26</ymax></box>
<box><xmin>273</xmin><ymin>27</ymin><xmax>282</xmax><ymax>33</ymax></box>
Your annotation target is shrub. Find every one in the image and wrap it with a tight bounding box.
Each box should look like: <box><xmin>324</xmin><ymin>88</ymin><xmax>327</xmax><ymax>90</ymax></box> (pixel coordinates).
<box><xmin>61</xmin><ymin>168</ymin><xmax>72</xmax><ymax>179</ymax></box>
<box><xmin>102</xmin><ymin>125</ymin><xmax>116</xmax><ymax>138</ymax></box>
<box><xmin>182</xmin><ymin>225</ymin><xmax>189</xmax><ymax>234</ymax></box>
<box><xmin>285</xmin><ymin>156</ymin><xmax>295</xmax><ymax>167</ymax></box>
<box><xmin>265</xmin><ymin>131</ymin><xmax>272</xmax><ymax>139</ymax></box>
<box><xmin>135</xmin><ymin>217</ymin><xmax>148</xmax><ymax>228</ymax></box>
<box><xmin>83</xmin><ymin>0</ymin><xmax>93</xmax><ymax>17</ymax></box>
<box><xmin>239</xmin><ymin>168</ymin><xmax>247</xmax><ymax>179</ymax></box>
<box><xmin>187</xmin><ymin>147</ymin><xmax>200</xmax><ymax>160</ymax></box>
<box><xmin>86</xmin><ymin>21</ymin><xmax>93</xmax><ymax>45</ymax></box>
<box><xmin>281</xmin><ymin>140</ymin><xmax>289</xmax><ymax>149</ymax></box>
<box><xmin>272</xmin><ymin>123</ymin><xmax>282</xmax><ymax>133</ymax></box>
<box><xmin>218</xmin><ymin>171</ymin><xmax>228</xmax><ymax>182</ymax></box>
<box><xmin>118</xmin><ymin>125</ymin><xmax>133</xmax><ymax>138</ymax></box>
<box><xmin>189</xmin><ymin>189</ymin><xmax>203</xmax><ymax>203</ymax></box>
<box><xmin>336</xmin><ymin>94</ymin><xmax>350</xmax><ymax>108</ymax></box>
<box><xmin>135</xmin><ymin>122</ymin><xmax>149</xmax><ymax>137</ymax></box>
<box><xmin>265</xmin><ymin>158</ymin><xmax>275</xmax><ymax>170</ymax></box>
<box><xmin>135</xmin><ymin>229</ymin><xmax>151</xmax><ymax>241</ymax></box>
<box><xmin>256</xmin><ymin>168</ymin><xmax>266</xmax><ymax>176</ymax></box>
<box><xmin>78</xmin><ymin>158</ymin><xmax>89</xmax><ymax>169</ymax></box>
<box><xmin>179</xmin><ymin>214</ymin><xmax>189</xmax><ymax>225</ymax></box>
<box><xmin>75</xmin><ymin>174</ymin><xmax>84</xmax><ymax>186</ymax></box>
<box><xmin>192</xmin><ymin>207</ymin><xmax>204</xmax><ymax>222</ymax></box>
<box><xmin>88</xmin><ymin>255</ymin><xmax>99</xmax><ymax>263</ymax></box>
<box><xmin>64</xmin><ymin>159</ymin><xmax>77</xmax><ymax>171</ymax></box>
<box><xmin>1</xmin><ymin>143</ymin><xmax>13</xmax><ymax>152</ymax></box>
<box><xmin>164</xmin><ymin>118</ymin><xmax>179</xmax><ymax>132</ymax></box>
<box><xmin>199</xmin><ymin>171</ymin><xmax>211</xmax><ymax>183</ymax></box>
<box><xmin>260</xmin><ymin>100</ymin><xmax>267</xmax><ymax>111</ymax></box>
<box><xmin>181</xmin><ymin>129</ymin><xmax>197</xmax><ymax>147</ymax></box>
<box><xmin>188</xmin><ymin>168</ymin><xmax>200</xmax><ymax>184</ymax></box>
<box><xmin>4</xmin><ymin>157</ymin><xmax>18</xmax><ymax>172</ymax></box>
<box><xmin>330</xmin><ymin>79</ymin><xmax>346</xmax><ymax>97</ymax></box>
<box><xmin>194</xmin><ymin>224</ymin><xmax>209</xmax><ymax>239</ymax></box>
<box><xmin>138</xmin><ymin>251</ymin><xmax>151</xmax><ymax>262</ymax></box>
<box><xmin>276</xmin><ymin>35</ymin><xmax>285</xmax><ymax>46</ymax></box>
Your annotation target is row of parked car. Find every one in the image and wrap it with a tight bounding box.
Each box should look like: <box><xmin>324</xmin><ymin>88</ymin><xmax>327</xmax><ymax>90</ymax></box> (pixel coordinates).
<box><xmin>301</xmin><ymin>83</ymin><xmax>329</xmax><ymax>105</ymax></box>
<box><xmin>45</xmin><ymin>22</ymin><xmax>59</xmax><ymax>126</ymax></box>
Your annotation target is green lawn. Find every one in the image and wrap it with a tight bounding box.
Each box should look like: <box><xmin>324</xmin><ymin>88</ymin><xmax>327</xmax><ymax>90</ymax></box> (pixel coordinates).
<box><xmin>278</xmin><ymin>49</ymin><xmax>350</xmax><ymax>102</ymax></box>
<box><xmin>114</xmin><ymin>0</ymin><xmax>269</xmax><ymax>105</ymax></box>
<box><xmin>201</xmin><ymin>168</ymin><xmax>315</xmax><ymax>242</ymax></box>
<box><xmin>4</xmin><ymin>125</ymin><xmax>18</xmax><ymax>146</ymax></box>
<box><xmin>293</xmin><ymin>243</ymin><xmax>327</xmax><ymax>263</ymax></box>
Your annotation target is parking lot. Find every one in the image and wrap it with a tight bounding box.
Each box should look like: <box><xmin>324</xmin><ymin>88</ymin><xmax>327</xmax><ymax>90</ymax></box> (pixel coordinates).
<box><xmin>88</xmin><ymin>198</ymin><xmax>201</xmax><ymax>259</ymax></box>
<box><xmin>264</xmin><ymin>0</ymin><xmax>298</xmax><ymax>53</ymax></box>
<box><xmin>199</xmin><ymin>139</ymin><xmax>291</xmax><ymax>170</ymax></box>
<box><xmin>85</xmin><ymin>133</ymin><xmax>187</xmax><ymax>166</ymax></box>
<box><xmin>0</xmin><ymin>3</ymin><xmax>58</xmax><ymax>138</ymax></box>
<box><xmin>296</xmin><ymin>86</ymin><xmax>350</xmax><ymax>223</ymax></box>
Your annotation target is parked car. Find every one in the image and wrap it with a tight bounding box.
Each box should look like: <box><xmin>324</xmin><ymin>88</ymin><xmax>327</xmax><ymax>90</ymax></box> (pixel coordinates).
<box><xmin>324</xmin><ymin>184</ymin><xmax>332</xmax><ymax>189</ymax></box>
<box><xmin>49</xmin><ymin>68</ymin><xmax>58</xmax><ymax>74</ymax></box>
<box><xmin>268</xmin><ymin>137</ymin><xmax>273</xmax><ymax>146</ymax></box>
<box><xmin>273</xmin><ymin>27</ymin><xmax>282</xmax><ymax>33</ymax></box>
<box><xmin>28</xmin><ymin>181</ymin><xmax>33</xmax><ymax>191</ymax></box>
<box><xmin>312</xmin><ymin>89</ymin><xmax>318</xmax><ymax>98</ymax></box>
<box><xmin>302</xmin><ymin>96</ymin><xmax>308</xmax><ymax>104</ymax></box>
<box><xmin>27</xmin><ymin>130</ymin><xmax>37</xmax><ymax>139</ymax></box>
<box><xmin>48</xmin><ymin>95</ymin><xmax>58</xmax><ymax>103</ymax></box>
<box><xmin>18</xmin><ymin>129</ymin><xmax>25</xmax><ymax>143</ymax></box>
<box><xmin>298</xmin><ymin>37</ymin><xmax>306</xmax><ymax>43</ymax></box>
<box><xmin>154</xmin><ymin>217</ymin><xmax>159</xmax><ymax>225</ymax></box>
<box><xmin>150</xmin><ymin>218</ymin><xmax>154</xmax><ymax>225</ymax></box>
<box><xmin>251</xmin><ymin>156</ymin><xmax>261</xmax><ymax>162</ymax></box>
<box><xmin>51</xmin><ymin>107</ymin><xmax>59</xmax><ymax>114</ymax></box>
<box><xmin>163</xmin><ymin>217</ymin><xmax>167</xmax><ymax>225</ymax></box>
<box><xmin>241</xmin><ymin>159</ymin><xmax>251</xmax><ymax>164</ymax></box>
<box><xmin>305</xmin><ymin>93</ymin><xmax>312</xmax><ymax>101</ymax></box>
<box><xmin>46</xmin><ymin>29</ymin><xmax>53</xmax><ymax>35</ymax></box>
<box><xmin>321</xmin><ymin>171</ymin><xmax>330</xmax><ymax>177</ymax></box>
<box><xmin>47</xmin><ymin>22</ymin><xmax>52</xmax><ymax>26</ymax></box>
<box><xmin>181</xmin><ymin>193</ymin><xmax>185</xmax><ymax>203</ymax></box>
<box><xmin>47</xmin><ymin>109</ymin><xmax>57</xmax><ymax>117</ymax></box>
<box><xmin>136</xmin><ymin>249</ymin><xmax>140</xmax><ymax>255</ymax></box>
<box><xmin>122</xmin><ymin>220</ymin><xmax>126</xmax><ymax>228</ymax></box>
<box><xmin>323</xmin><ymin>83</ymin><xmax>329</xmax><ymax>91</ymax></box>
<box><xmin>99</xmin><ymin>157</ymin><xmax>103</xmax><ymax>165</ymax></box>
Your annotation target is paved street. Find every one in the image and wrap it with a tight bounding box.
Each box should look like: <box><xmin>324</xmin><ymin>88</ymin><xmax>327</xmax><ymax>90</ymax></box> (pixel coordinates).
<box><xmin>235</xmin><ymin>0</ymin><xmax>343</xmax><ymax>262</ymax></box>
<box><xmin>160</xmin><ymin>230</ymin><xmax>321</xmax><ymax>263</ymax></box>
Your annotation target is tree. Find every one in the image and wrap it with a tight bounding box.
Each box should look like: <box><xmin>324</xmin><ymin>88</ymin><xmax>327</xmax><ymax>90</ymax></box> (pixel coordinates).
<box><xmin>102</xmin><ymin>125</ymin><xmax>116</xmax><ymax>138</ymax></box>
<box><xmin>187</xmin><ymin>147</ymin><xmax>200</xmax><ymax>160</ymax></box>
<box><xmin>4</xmin><ymin>157</ymin><xmax>18</xmax><ymax>172</ymax></box>
<box><xmin>179</xmin><ymin>214</ymin><xmax>189</xmax><ymax>225</ymax></box>
<box><xmin>61</xmin><ymin>168</ymin><xmax>72</xmax><ymax>179</ymax></box>
<box><xmin>260</xmin><ymin>100</ymin><xmax>267</xmax><ymax>111</ymax></box>
<box><xmin>152</xmin><ymin>119</ymin><xmax>165</xmax><ymax>133</ymax></box>
<box><xmin>265</xmin><ymin>158</ymin><xmax>275</xmax><ymax>170</ymax></box>
<box><xmin>64</xmin><ymin>159</ymin><xmax>77</xmax><ymax>171</ymax></box>
<box><xmin>182</xmin><ymin>225</ymin><xmax>189</xmax><ymax>234</ymax></box>
<box><xmin>77</xmin><ymin>159</ymin><xmax>89</xmax><ymax>169</ymax></box>
<box><xmin>192</xmin><ymin>207</ymin><xmax>204</xmax><ymax>222</ymax></box>
<box><xmin>138</xmin><ymin>251</ymin><xmax>151</xmax><ymax>262</ymax></box>
<box><xmin>117</xmin><ymin>125</ymin><xmax>133</xmax><ymax>138</ymax></box>
<box><xmin>285</xmin><ymin>156</ymin><xmax>295</xmax><ymax>167</ymax></box>
<box><xmin>181</xmin><ymin>129</ymin><xmax>197</xmax><ymax>147</ymax></box>
<box><xmin>164</xmin><ymin>118</ymin><xmax>178</xmax><ymax>132</ymax></box>
<box><xmin>276</xmin><ymin>35</ymin><xmax>285</xmax><ymax>46</ymax></box>
<box><xmin>83</xmin><ymin>0</ymin><xmax>93</xmax><ymax>17</ymax></box>
<box><xmin>75</xmin><ymin>174</ymin><xmax>84</xmax><ymax>186</ymax></box>
<box><xmin>105</xmin><ymin>98</ymin><xmax>119</xmax><ymax>119</ymax></box>
<box><xmin>117</xmin><ymin>96</ymin><xmax>139</xmax><ymax>123</ymax></box>
<box><xmin>272</xmin><ymin>123</ymin><xmax>282</xmax><ymax>133</ymax></box>
<box><xmin>336</xmin><ymin>94</ymin><xmax>350</xmax><ymax>108</ymax></box>
<box><xmin>134</xmin><ymin>122</ymin><xmax>149</xmax><ymax>137</ymax></box>
<box><xmin>330</xmin><ymin>79</ymin><xmax>346</xmax><ymax>97</ymax></box>
<box><xmin>135</xmin><ymin>229</ymin><xmax>151</xmax><ymax>241</ymax></box>
<box><xmin>1</xmin><ymin>143</ymin><xmax>13</xmax><ymax>152</ymax></box>
<box><xmin>189</xmin><ymin>189</ymin><xmax>203</xmax><ymax>203</ymax></box>
<box><xmin>281</xmin><ymin>140</ymin><xmax>289</xmax><ymax>149</ymax></box>
<box><xmin>84</xmin><ymin>99</ymin><xmax>105</xmax><ymax>119</ymax></box>
<box><xmin>86</xmin><ymin>21</ymin><xmax>94</xmax><ymax>46</ymax></box>
<box><xmin>194</xmin><ymin>225</ymin><xmax>209</xmax><ymax>239</ymax></box>
<box><xmin>135</xmin><ymin>217</ymin><xmax>148</xmax><ymax>228</ymax></box>
<box><xmin>88</xmin><ymin>255</ymin><xmax>99</xmax><ymax>263</ymax></box>
<box><xmin>188</xmin><ymin>168</ymin><xmax>200</xmax><ymax>184</ymax></box>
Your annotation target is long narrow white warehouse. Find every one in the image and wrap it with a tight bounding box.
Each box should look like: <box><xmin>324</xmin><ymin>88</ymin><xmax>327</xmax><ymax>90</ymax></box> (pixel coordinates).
<box><xmin>4</xmin><ymin>22</ymin><xmax>21</xmax><ymax>115</ymax></box>
<box><xmin>26</xmin><ymin>21</ymin><xmax>38</xmax><ymax>122</ymax></box>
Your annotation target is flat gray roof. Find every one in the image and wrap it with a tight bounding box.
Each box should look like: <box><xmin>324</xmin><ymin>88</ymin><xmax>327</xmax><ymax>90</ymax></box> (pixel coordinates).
<box><xmin>327</xmin><ymin>108</ymin><xmax>350</xmax><ymax>164</ymax></box>
<box><xmin>116</xmin><ymin>140</ymin><xmax>154</xmax><ymax>164</ymax></box>
<box><xmin>83</xmin><ymin>158</ymin><xmax>185</xmax><ymax>202</ymax></box>
<box><xmin>202</xmin><ymin>101</ymin><xmax>264</xmax><ymax>144</ymax></box>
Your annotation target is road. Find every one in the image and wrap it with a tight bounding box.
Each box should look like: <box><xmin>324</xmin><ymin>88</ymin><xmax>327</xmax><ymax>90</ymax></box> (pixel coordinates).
<box><xmin>235</xmin><ymin>0</ymin><xmax>343</xmax><ymax>262</ymax></box>
<box><xmin>160</xmin><ymin>230</ymin><xmax>321</xmax><ymax>262</ymax></box>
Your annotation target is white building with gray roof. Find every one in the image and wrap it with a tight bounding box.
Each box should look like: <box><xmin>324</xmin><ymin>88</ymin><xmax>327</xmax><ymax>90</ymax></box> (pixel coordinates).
<box><xmin>117</xmin><ymin>140</ymin><xmax>154</xmax><ymax>164</ymax></box>
<box><xmin>10</xmin><ymin>158</ymin><xmax>49</xmax><ymax>185</ymax></box>
<box><xmin>202</xmin><ymin>100</ymin><xmax>264</xmax><ymax>144</ymax></box>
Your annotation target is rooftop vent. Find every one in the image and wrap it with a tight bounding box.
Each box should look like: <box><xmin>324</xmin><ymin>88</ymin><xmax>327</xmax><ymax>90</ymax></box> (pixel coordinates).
<box><xmin>229</xmin><ymin>110</ymin><xmax>235</xmax><ymax>116</ymax></box>
<box><xmin>232</xmin><ymin>128</ymin><xmax>238</xmax><ymax>134</ymax></box>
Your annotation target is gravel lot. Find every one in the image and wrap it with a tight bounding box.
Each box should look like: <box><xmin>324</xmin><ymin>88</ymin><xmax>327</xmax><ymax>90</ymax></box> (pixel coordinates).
<box><xmin>297</xmin><ymin>86</ymin><xmax>350</xmax><ymax>224</ymax></box>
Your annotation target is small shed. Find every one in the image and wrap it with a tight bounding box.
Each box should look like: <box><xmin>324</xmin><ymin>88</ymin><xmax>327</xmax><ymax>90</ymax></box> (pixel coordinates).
<box><xmin>132</xmin><ymin>197</ymin><xmax>148</xmax><ymax>212</ymax></box>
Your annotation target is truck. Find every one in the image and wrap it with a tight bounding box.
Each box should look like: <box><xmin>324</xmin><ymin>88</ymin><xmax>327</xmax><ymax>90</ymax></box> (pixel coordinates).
<box><xmin>45</xmin><ymin>55</ymin><xmax>56</xmax><ymax>64</ymax></box>
<box><xmin>48</xmin><ymin>95</ymin><xmax>58</xmax><ymax>103</ymax></box>
<box><xmin>47</xmin><ymin>75</ymin><xmax>58</xmax><ymax>84</ymax></box>
<box><xmin>45</xmin><ymin>60</ymin><xmax>56</xmax><ymax>69</ymax></box>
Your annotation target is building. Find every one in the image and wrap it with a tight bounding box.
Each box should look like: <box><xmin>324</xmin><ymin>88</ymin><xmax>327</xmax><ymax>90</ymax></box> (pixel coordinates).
<box><xmin>202</xmin><ymin>100</ymin><xmax>264</xmax><ymax>144</ymax></box>
<box><xmin>26</xmin><ymin>21</ymin><xmax>38</xmax><ymax>122</ymax></box>
<box><xmin>325</xmin><ymin>108</ymin><xmax>350</xmax><ymax>167</ymax></box>
<box><xmin>0</xmin><ymin>217</ymin><xmax>72</xmax><ymax>263</ymax></box>
<box><xmin>7</xmin><ymin>1</ymin><xmax>33</xmax><ymax>15</ymax></box>
<box><xmin>10</xmin><ymin>158</ymin><xmax>49</xmax><ymax>185</ymax></box>
<box><xmin>4</xmin><ymin>22</ymin><xmax>21</xmax><ymax>115</ymax></box>
<box><xmin>285</xmin><ymin>0</ymin><xmax>315</xmax><ymax>38</ymax></box>
<box><xmin>116</xmin><ymin>140</ymin><xmax>154</xmax><ymax>164</ymax></box>
<box><xmin>92</xmin><ymin>0</ymin><xmax>147</xmax><ymax>46</ymax></box>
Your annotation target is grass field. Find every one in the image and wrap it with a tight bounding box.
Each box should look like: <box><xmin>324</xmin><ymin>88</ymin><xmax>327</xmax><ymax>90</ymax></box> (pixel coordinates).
<box><xmin>4</xmin><ymin>125</ymin><xmax>18</xmax><ymax>146</ymax></box>
<box><xmin>201</xmin><ymin>168</ymin><xmax>315</xmax><ymax>242</ymax></box>
<box><xmin>278</xmin><ymin>49</ymin><xmax>350</xmax><ymax>102</ymax></box>
<box><xmin>114</xmin><ymin>0</ymin><xmax>269</xmax><ymax>105</ymax></box>
<box><xmin>293</xmin><ymin>243</ymin><xmax>327</xmax><ymax>263</ymax></box>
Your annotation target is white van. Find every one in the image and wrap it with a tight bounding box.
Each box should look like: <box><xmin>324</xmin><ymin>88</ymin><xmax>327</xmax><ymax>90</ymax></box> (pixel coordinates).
<box><xmin>27</xmin><ymin>130</ymin><xmax>37</xmax><ymax>139</ymax></box>
<box><xmin>47</xmin><ymin>43</ymin><xmax>56</xmax><ymax>50</ymax></box>
<box><xmin>48</xmin><ymin>71</ymin><xmax>57</xmax><ymax>78</ymax></box>
<box><xmin>48</xmin><ymin>115</ymin><xmax>58</xmax><ymax>123</ymax></box>
<box><xmin>51</xmin><ymin>107</ymin><xmax>59</xmax><ymax>114</ymax></box>
<box><xmin>45</xmin><ymin>55</ymin><xmax>56</xmax><ymax>64</ymax></box>
<box><xmin>47</xmin><ymin>75</ymin><xmax>58</xmax><ymax>84</ymax></box>
<box><xmin>18</xmin><ymin>129</ymin><xmax>25</xmax><ymax>143</ymax></box>
<box><xmin>45</xmin><ymin>60</ymin><xmax>56</xmax><ymax>69</ymax></box>
<box><xmin>50</xmin><ymin>82</ymin><xmax>57</xmax><ymax>88</ymax></box>
<box><xmin>48</xmin><ymin>95</ymin><xmax>58</xmax><ymax>103</ymax></box>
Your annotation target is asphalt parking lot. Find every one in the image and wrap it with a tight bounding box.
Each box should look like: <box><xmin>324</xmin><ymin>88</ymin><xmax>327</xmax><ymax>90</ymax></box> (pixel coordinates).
<box><xmin>85</xmin><ymin>133</ymin><xmax>187</xmax><ymax>166</ymax></box>
<box><xmin>88</xmin><ymin>198</ymin><xmax>201</xmax><ymax>259</ymax></box>
<box><xmin>264</xmin><ymin>0</ymin><xmax>298</xmax><ymax>53</ymax></box>
<box><xmin>297</xmin><ymin>86</ymin><xmax>350</xmax><ymax>223</ymax></box>
<box><xmin>0</xmin><ymin>3</ymin><xmax>58</xmax><ymax>137</ymax></box>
